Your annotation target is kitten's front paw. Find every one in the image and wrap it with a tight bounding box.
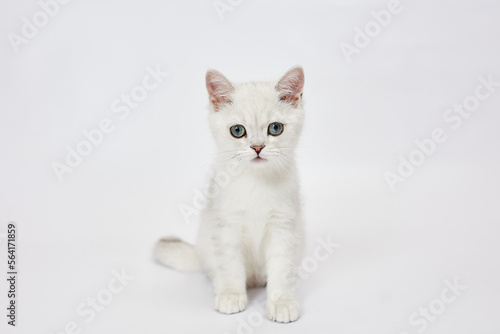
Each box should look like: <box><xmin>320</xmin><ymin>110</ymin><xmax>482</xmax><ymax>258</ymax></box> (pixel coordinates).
<box><xmin>266</xmin><ymin>298</ymin><xmax>300</xmax><ymax>323</ymax></box>
<box><xmin>215</xmin><ymin>293</ymin><xmax>247</xmax><ymax>314</ymax></box>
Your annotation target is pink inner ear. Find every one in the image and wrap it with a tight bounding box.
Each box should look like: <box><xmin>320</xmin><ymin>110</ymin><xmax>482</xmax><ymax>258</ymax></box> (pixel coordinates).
<box><xmin>206</xmin><ymin>70</ymin><xmax>234</xmax><ymax>111</ymax></box>
<box><xmin>276</xmin><ymin>67</ymin><xmax>304</xmax><ymax>107</ymax></box>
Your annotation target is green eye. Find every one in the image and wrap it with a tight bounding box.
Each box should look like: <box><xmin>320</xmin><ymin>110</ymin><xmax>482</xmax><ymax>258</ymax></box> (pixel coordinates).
<box><xmin>268</xmin><ymin>122</ymin><xmax>284</xmax><ymax>136</ymax></box>
<box><xmin>230</xmin><ymin>124</ymin><xmax>246</xmax><ymax>138</ymax></box>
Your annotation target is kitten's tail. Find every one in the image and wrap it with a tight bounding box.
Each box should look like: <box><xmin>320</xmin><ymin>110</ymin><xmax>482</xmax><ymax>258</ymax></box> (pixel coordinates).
<box><xmin>153</xmin><ymin>237</ymin><xmax>201</xmax><ymax>272</ymax></box>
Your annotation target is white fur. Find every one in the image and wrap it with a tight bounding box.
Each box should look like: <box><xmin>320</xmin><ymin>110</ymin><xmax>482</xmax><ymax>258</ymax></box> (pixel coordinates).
<box><xmin>155</xmin><ymin>67</ymin><xmax>305</xmax><ymax>323</ymax></box>
<box><xmin>154</xmin><ymin>237</ymin><xmax>201</xmax><ymax>272</ymax></box>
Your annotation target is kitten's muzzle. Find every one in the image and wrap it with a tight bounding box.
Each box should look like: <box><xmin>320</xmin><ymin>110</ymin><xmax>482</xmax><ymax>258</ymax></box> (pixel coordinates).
<box><xmin>251</xmin><ymin>145</ymin><xmax>265</xmax><ymax>155</ymax></box>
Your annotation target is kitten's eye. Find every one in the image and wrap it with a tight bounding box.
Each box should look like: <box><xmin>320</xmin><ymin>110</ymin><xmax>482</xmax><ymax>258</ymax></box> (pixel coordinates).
<box><xmin>230</xmin><ymin>124</ymin><xmax>246</xmax><ymax>138</ymax></box>
<box><xmin>268</xmin><ymin>122</ymin><xmax>284</xmax><ymax>136</ymax></box>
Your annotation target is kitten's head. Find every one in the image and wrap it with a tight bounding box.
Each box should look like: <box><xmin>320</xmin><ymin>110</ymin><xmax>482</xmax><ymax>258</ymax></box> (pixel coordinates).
<box><xmin>206</xmin><ymin>66</ymin><xmax>305</xmax><ymax>172</ymax></box>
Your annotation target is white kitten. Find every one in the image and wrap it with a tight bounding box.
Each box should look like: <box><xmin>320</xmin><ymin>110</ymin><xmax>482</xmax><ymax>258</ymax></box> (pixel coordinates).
<box><xmin>154</xmin><ymin>66</ymin><xmax>305</xmax><ymax>323</ymax></box>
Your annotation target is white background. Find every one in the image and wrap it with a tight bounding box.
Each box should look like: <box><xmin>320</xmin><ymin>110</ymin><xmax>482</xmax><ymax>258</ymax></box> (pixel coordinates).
<box><xmin>1</xmin><ymin>0</ymin><xmax>500</xmax><ymax>333</ymax></box>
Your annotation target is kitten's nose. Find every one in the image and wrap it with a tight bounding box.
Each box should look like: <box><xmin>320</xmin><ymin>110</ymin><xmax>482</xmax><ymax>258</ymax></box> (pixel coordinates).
<box><xmin>251</xmin><ymin>145</ymin><xmax>265</xmax><ymax>154</ymax></box>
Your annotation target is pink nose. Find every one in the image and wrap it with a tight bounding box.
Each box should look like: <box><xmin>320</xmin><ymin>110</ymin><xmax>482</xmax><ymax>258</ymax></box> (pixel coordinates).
<box><xmin>251</xmin><ymin>145</ymin><xmax>265</xmax><ymax>154</ymax></box>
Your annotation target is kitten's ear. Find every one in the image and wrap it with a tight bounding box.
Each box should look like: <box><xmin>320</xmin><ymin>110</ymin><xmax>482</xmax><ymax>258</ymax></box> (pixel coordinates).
<box><xmin>276</xmin><ymin>66</ymin><xmax>304</xmax><ymax>108</ymax></box>
<box><xmin>206</xmin><ymin>69</ymin><xmax>234</xmax><ymax>111</ymax></box>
